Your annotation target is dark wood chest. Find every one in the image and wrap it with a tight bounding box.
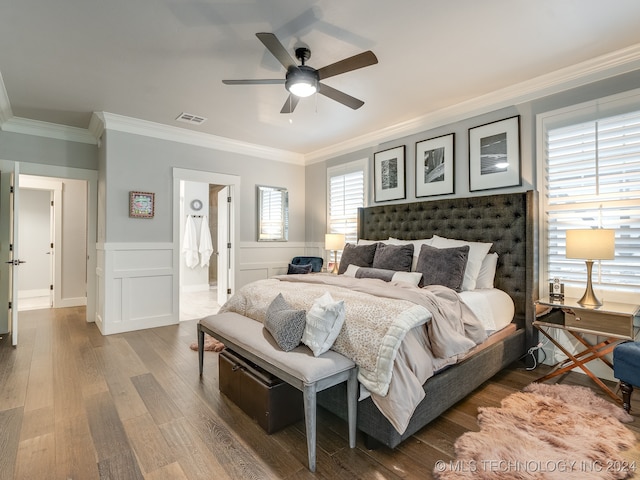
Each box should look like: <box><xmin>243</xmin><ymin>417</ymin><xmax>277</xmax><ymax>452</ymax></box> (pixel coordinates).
<box><xmin>218</xmin><ymin>348</ymin><xmax>304</xmax><ymax>433</ymax></box>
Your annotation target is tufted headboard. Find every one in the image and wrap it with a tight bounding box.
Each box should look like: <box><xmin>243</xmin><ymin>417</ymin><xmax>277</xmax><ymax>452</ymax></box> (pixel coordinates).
<box><xmin>357</xmin><ymin>190</ymin><xmax>538</xmax><ymax>345</ymax></box>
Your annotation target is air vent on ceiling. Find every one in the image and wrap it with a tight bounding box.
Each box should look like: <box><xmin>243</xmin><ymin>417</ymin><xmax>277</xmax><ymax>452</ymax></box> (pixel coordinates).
<box><xmin>176</xmin><ymin>112</ymin><xmax>208</xmax><ymax>125</ymax></box>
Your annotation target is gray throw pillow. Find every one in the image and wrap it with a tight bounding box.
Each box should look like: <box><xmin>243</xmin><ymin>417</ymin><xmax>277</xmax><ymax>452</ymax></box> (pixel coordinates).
<box><xmin>337</xmin><ymin>242</ymin><xmax>378</xmax><ymax>275</ymax></box>
<box><xmin>354</xmin><ymin>266</ymin><xmax>396</xmax><ymax>281</ymax></box>
<box><xmin>264</xmin><ymin>293</ymin><xmax>307</xmax><ymax>351</ymax></box>
<box><xmin>372</xmin><ymin>242</ymin><xmax>414</xmax><ymax>272</ymax></box>
<box><xmin>416</xmin><ymin>244</ymin><xmax>469</xmax><ymax>292</ymax></box>
<box><xmin>287</xmin><ymin>263</ymin><xmax>313</xmax><ymax>274</ymax></box>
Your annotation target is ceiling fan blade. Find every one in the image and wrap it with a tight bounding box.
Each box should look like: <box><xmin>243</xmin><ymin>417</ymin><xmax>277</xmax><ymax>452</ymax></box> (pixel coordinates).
<box><xmin>317</xmin><ymin>51</ymin><xmax>378</xmax><ymax>80</ymax></box>
<box><xmin>256</xmin><ymin>32</ymin><xmax>298</xmax><ymax>70</ymax></box>
<box><xmin>280</xmin><ymin>95</ymin><xmax>300</xmax><ymax>114</ymax></box>
<box><xmin>222</xmin><ymin>79</ymin><xmax>284</xmax><ymax>85</ymax></box>
<box><xmin>318</xmin><ymin>83</ymin><xmax>365</xmax><ymax>110</ymax></box>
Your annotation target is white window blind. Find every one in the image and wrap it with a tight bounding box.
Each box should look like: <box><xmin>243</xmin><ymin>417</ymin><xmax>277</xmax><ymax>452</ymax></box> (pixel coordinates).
<box><xmin>543</xmin><ymin>108</ymin><xmax>640</xmax><ymax>293</ymax></box>
<box><xmin>327</xmin><ymin>160</ymin><xmax>366</xmax><ymax>246</ymax></box>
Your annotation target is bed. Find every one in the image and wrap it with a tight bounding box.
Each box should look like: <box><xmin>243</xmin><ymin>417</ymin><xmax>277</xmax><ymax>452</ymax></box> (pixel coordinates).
<box><xmin>314</xmin><ymin>190</ymin><xmax>539</xmax><ymax>448</ymax></box>
<box><xmin>220</xmin><ymin>190</ymin><xmax>538</xmax><ymax>449</ymax></box>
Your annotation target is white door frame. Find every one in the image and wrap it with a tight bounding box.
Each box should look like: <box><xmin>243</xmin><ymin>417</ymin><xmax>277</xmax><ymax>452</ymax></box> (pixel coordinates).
<box><xmin>19</xmin><ymin>162</ymin><xmax>98</xmax><ymax>324</ymax></box>
<box><xmin>216</xmin><ymin>186</ymin><xmax>230</xmax><ymax>306</ymax></box>
<box><xmin>172</xmin><ymin>168</ymin><xmax>240</xmax><ymax>316</ymax></box>
<box><xmin>0</xmin><ymin>160</ymin><xmax>20</xmax><ymax>344</ymax></box>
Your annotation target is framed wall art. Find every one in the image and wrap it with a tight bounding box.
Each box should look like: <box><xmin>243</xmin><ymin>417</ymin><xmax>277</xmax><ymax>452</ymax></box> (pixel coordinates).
<box><xmin>415</xmin><ymin>133</ymin><xmax>455</xmax><ymax>197</ymax></box>
<box><xmin>129</xmin><ymin>191</ymin><xmax>155</xmax><ymax>218</ymax></box>
<box><xmin>468</xmin><ymin>115</ymin><xmax>521</xmax><ymax>192</ymax></box>
<box><xmin>374</xmin><ymin>145</ymin><xmax>406</xmax><ymax>202</ymax></box>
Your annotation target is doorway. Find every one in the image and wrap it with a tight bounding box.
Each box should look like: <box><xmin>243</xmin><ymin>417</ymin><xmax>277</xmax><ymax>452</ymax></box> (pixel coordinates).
<box><xmin>16</xmin><ymin>175</ymin><xmax>88</xmax><ymax>312</ymax></box>
<box><xmin>16</xmin><ymin>176</ymin><xmax>62</xmax><ymax>311</ymax></box>
<box><xmin>17</xmin><ymin>187</ymin><xmax>53</xmax><ymax>310</ymax></box>
<box><xmin>0</xmin><ymin>161</ymin><xmax>97</xmax><ymax>345</ymax></box>
<box><xmin>178</xmin><ymin>181</ymin><xmax>224</xmax><ymax>321</ymax></box>
<box><xmin>173</xmin><ymin>168</ymin><xmax>240</xmax><ymax>323</ymax></box>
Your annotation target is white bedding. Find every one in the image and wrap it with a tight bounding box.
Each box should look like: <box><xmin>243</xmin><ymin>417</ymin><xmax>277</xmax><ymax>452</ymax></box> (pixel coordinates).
<box><xmin>459</xmin><ymin>288</ymin><xmax>515</xmax><ymax>333</ymax></box>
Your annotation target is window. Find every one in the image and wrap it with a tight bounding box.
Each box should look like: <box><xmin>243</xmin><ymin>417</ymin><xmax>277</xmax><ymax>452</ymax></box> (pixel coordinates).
<box><xmin>257</xmin><ymin>185</ymin><xmax>288</xmax><ymax>241</ymax></box>
<box><xmin>327</xmin><ymin>159</ymin><xmax>367</xmax><ymax>246</ymax></box>
<box><xmin>539</xmin><ymin>89</ymin><xmax>640</xmax><ymax>297</ymax></box>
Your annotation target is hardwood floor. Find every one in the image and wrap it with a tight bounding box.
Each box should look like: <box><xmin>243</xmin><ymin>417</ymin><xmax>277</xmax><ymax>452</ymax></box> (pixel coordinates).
<box><xmin>1</xmin><ymin>307</ymin><xmax>639</xmax><ymax>479</ymax></box>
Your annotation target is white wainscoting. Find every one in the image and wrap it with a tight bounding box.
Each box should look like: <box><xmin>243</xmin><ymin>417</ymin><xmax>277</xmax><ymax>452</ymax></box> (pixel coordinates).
<box><xmin>95</xmin><ymin>242</ymin><xmax>177</xmax><ymax>335</ymax></box>
<box><xmin>94</xmin><ymin>241</ymin><xmax>328</xmax><ymax>335</ymax></box>
<box><xmin>237</xmin><ymin>241</ymin><xmax>325</xmax><ymax>290</ymax></box>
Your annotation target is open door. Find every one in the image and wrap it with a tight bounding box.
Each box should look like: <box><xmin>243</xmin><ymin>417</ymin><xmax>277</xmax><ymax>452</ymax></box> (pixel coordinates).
<box><xmin>217</xmin><ymin>186</ymin><xmax>231</xmax><ymax>306</ymax></box>
<box><xmin>0</xmin><ymin>162</ymin><xmax>22</xmax><ymax>345</ymax></box>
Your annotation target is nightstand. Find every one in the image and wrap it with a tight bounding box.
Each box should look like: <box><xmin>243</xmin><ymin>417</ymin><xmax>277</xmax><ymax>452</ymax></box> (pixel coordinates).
<box><xmin>533</xmin><ymin>296</ymin><xmax>640</xmax><ymax>402</ymax></box>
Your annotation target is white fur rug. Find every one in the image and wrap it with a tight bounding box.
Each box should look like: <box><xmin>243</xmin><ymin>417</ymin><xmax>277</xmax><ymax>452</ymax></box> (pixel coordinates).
<box><xmin>434</xmin><ymin>383</ymin><xmax>636</xmax><ymax>480</ymax></box>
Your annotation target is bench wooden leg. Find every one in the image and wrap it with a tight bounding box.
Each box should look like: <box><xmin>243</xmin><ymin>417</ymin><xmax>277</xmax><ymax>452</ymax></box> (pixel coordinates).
<box><xmin>347</xmin><ymin>369</ymin><xmax>357</xmax><ymax>449</ymax></box>
<box><xmin>198</xmin><ymin>324</ymin><xmax>205</xmax><ymax>376</ymax></box>
<box><xmin>303</xmin><ymin>383</ymin><xmax>317</xmax><ymax>473</ymax></box>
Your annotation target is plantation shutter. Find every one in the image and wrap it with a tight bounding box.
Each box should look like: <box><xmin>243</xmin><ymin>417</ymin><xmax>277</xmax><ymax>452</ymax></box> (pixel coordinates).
<box><xmin>327</xmin><ymin>160</ymin><xmax>367</xmax><ymax>246</ymax></box>
<box><xmin>543</xmin><ymin>108</ymin><xmax>640</xmax><ymax>291</ymax></box>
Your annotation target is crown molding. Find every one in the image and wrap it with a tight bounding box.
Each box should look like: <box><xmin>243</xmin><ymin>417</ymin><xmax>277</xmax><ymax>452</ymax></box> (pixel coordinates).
<box><xmin>94</xmin><ymin>112</ymin><xmax>305</xmax><ymax>165</ymax></box>
<box><xmin>304</xmin><ymin>42</ymin><xmax>640</xmax><ymax>164</ymax></box>
<box><xmin>1</xmin><ymin>116</ymin><xmax>97</xmax><ymax>144</ymax></box>
<box><xmin>0</xmin><ymin>71</ymin><xmax>13</xmax><ymax>125</ymax></box>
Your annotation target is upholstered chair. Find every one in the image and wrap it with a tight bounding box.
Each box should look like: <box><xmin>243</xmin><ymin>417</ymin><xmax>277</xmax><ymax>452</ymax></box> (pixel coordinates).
<box><xmin>290</xmin><ymin>256</ymin><xmax>324</xmax><ymax>273</ymax></box>
<box><xmin>613</xmin><ymin>341</ymin><xmax>640</xmax><ymax>413</ymax></box>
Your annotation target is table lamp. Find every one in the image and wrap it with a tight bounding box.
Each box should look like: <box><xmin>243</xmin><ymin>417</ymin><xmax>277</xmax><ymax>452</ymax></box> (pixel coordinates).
<box><xmin>565</xmin><ymin>229</ymin><xmax>615</xmax><ymax>307</ymax></box>
<box><xmin>325</xmin><ymin>233</ymin><xmax>345</xmax><ymax>274</ymax></box>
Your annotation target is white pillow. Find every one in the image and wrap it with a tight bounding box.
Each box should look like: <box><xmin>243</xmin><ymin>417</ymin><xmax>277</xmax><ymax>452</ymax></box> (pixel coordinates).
<box><xmin>302</xmin><ymin>292</ymin><xmax>346</xmax><ymax>357</ymax></box>
<box><xmin>343</xmin><ymin>264</ymin><xmax>423</xmax><ymax>287</ymax></box>
<box><xmin>343</xmin><ymin>264</ymin><xmax>362</xmax><ymax>276</ymax></box>
<box><xmin>387</xmin><ymin>237</ymin><xmax>433</xmax><ymax>272</ymax></box>
<box><xmin>357</xmin><ymin>238</ymin><xmax>389</xmax><ymax>246</ymax></box>
<box><xmin>430</xmin><ymin>235</ymin><xmax>492</xmax><ymax>291</ymax></box>
<box><xmin>475</xmin><ymin>252</ymin><xmax>499</xmax><ymax>289</ymax></box>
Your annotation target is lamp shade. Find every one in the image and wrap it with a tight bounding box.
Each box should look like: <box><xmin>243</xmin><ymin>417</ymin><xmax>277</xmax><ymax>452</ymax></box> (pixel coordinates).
<box><xmin>566</xmin><ymin>229</ymin><xmax>615</xmax><ymax>260</ymax></box>
<box><xmin>325</xmin><ymin>233</ymin><xmax>345</xmax><ymax>251</ymax></box>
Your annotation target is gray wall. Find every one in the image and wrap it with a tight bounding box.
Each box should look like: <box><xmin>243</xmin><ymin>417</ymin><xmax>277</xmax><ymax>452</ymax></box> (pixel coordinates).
<box><xmin>101</xmin><ymin>130</ymin><xmax>306</xmax><ymax>244</ymax></box>
<box><xmin>305</xmin><ymin>68</ymin><xmax>640</xmax><ymax>244</ymax></box>
<box><xmin>0</xmin><ymin>130</ymin><xmax>98</xmax><ymax>170</ymax></box>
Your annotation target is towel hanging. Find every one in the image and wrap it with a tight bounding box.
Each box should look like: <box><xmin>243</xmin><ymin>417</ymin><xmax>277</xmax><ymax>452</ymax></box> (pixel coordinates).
<box><xmin>199</xmin><ymin>215</ymin><xmax>214</xmax><ymax>268</ymax></box>
<box><xmin>183</xmin><ymin>215</ymin><xmax>199</xmax><ymax>269</ymax></box>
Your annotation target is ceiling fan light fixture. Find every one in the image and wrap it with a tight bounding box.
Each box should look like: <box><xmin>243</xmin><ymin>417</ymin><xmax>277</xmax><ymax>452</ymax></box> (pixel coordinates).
<box><xmin>288</xmin><ymin>81</ymin><xmax>317</xmax><ymax>97</ymax></box>
<box><xmin>285</xmin><ymin>66</ymin><xmax>318</xmax><ymax>98</ymax></box>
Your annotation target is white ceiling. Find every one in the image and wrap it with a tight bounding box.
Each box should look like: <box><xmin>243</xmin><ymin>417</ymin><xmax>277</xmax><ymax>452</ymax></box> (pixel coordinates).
<box><xmin>2</xmin><ymin>0</ymin><xmax>640</xmax><ymax>158</ymax></box>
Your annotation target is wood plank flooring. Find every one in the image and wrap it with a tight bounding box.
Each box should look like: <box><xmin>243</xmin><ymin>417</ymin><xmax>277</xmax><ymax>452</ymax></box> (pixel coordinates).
<box><xmin>1</xmin><ymin>307</ymin><xmax>639</xmax><ymax>479</ymax></box>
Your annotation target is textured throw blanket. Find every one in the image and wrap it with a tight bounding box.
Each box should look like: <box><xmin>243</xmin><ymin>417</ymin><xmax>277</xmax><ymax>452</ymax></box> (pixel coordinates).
<box><xmin>219</xmin><ymin>274</ymin><xmax>486</xmax><ymax>397</ymax></box>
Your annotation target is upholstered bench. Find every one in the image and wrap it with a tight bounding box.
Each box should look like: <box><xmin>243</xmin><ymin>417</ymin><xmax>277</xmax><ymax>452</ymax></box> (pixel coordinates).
<box><xmin>614</xmin><ymin>341</ymin><xmax>640</xmax><ymax>413</ymax></box>
<box><xmin>198</xmin><ymin>312</ymin><xmax>357</xmax><ymax>472</ymax></box>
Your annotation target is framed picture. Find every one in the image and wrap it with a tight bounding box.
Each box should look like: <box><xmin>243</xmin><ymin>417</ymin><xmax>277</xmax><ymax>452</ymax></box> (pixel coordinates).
<box><xmin>415</xmin><ymin>133</ymin><xmax>455</xmax><ymax>197</ymax></box>
<box><xmin>468</xmin><ymin>115</ymin><xmax>521</xmax><ymax>192</ymax></box>
<box><xmin>129</xmin><ymin>191</ymin><xmax>155</xmax><ymax>218</ymax></box>
<box><xmin>374</xmin><ymin>145</ymin><xmax>406</xmax><ymax>202</ymax></box>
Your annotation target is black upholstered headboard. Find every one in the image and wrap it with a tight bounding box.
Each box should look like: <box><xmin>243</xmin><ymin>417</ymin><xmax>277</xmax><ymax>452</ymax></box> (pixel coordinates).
<box><xmin>357</xmin><ymin>191</ymin><xmax>538</xmax><ymax>345</ymax></box>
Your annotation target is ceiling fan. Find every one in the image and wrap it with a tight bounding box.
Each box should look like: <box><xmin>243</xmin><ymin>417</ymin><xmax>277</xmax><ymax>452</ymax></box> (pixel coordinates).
<box><xmin>222</xmin><ymin>32</ymin><xmax>378</xmax><ymax>114</ymax></box>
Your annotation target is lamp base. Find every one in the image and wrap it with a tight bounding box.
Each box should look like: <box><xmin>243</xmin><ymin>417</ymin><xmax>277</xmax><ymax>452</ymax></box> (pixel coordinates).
<box><xmin>577</xmin><ymin>260</ymin><xmax>602</xmax><ymax>307</ymax></box>
<box><xmin>330</xmin><ymin>250</ymin><xmax>339</xmax><ymax>274</ymax></box>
